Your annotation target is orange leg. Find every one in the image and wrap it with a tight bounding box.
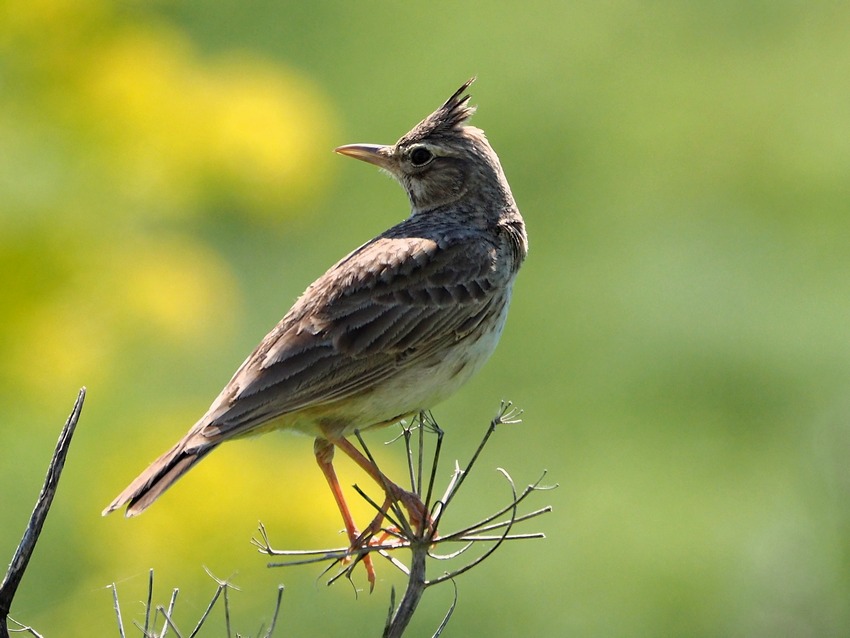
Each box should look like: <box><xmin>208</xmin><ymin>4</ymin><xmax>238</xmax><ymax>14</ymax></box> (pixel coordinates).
<box><xmin>331</xmin><ymin>437</ymin><xmax>431</xmax><ymax>535</ymax></box>
<box><xmin>313</xmin><ymin>438</ymin><xmax>376</xmax><ymax>589</ymax></box>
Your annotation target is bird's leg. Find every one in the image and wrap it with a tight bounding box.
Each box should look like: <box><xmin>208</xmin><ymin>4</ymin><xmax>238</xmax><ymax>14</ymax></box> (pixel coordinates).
<box><xmin>313</xmin><ymin>438</ymin><xmax>376</xmax><ymax>590</ymax></box>
<box><xmin>332</xmin><ymin>437</ymin><xmax>432</xmax><ymax>537</ymax></box>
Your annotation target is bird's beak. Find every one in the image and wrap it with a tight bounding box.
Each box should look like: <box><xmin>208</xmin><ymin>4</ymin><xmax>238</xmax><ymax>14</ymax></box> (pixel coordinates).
<box><xmin>334</xmin><ymin>143</ymin><xmax>393</xmax><ymax>170</ymax></box>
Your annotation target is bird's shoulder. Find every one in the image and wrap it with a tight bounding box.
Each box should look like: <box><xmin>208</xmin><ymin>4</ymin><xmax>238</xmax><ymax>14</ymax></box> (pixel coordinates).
<box><xmin>305</xmin><ymin>219</ymin><xmax>503</xmax><ymax>312</ymax></box>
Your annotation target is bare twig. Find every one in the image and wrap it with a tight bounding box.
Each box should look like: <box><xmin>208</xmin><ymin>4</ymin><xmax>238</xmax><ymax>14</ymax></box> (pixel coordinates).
<box><xmin>432</xmin><ymin>580</ymin><xmax>458</xmax><ymax>637</ymax></box>
<box><xmin>262</xmin><ymin>585</ymin><xmax>285</xmax><ymax>638</ymax></box>
<box><xmin>5</xmin><ymin>617</ymin><xmax>44</xmax><ymax>638</ymax></box>
<box><xmin>187</xmin><ymin>569</ymin><xmax>227</xmax><ymax>638</ymax></box>
<box><xmin>156</xmin><ymin>588</ymin><xmax>179</xmax><ymax>638</ymax></box>
<box><xmin>145</xmin><ymin>569</ymin><xmax>153</xmax><ymax>637</ymax></box>
<box><xmin>113</xmin><ymin>569</ymin><xmax>283</xmax><ymax>638</ymax></box>
<box><xmin>107</xmin><ymin>583</ymin><xmax>126</xmax><ymax>638</ymax></box>
<box><xmin>0</xmin><ymin>388</ymin><xmax>86</xmax><ymax>638</ymax></box>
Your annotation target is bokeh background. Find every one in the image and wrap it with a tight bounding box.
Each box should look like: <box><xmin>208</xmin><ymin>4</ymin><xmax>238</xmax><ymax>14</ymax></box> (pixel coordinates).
<box><xmin>2</xmin><ymin>1</ymin><xmax>850</xmax><ymax>635</ymax></box>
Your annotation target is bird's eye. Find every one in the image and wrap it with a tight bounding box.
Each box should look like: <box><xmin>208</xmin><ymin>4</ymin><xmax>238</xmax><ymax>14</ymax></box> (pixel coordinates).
<box><xmin>409</xmin><ymin>147</ymin><xmax>434</xmax><ymax>167</ymax></box>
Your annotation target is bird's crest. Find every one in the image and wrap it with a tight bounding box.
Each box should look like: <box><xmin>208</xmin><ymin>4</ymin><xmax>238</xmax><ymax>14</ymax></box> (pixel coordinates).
<box><xmin>399</xmin><ymin>78</ymin><xmax>477</xmax><ymax>145</ymax></box>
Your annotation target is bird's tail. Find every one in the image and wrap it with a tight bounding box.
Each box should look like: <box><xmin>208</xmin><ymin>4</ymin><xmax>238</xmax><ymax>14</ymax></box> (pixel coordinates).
<box><xmin>102</xmin><ymin>438</ymin><xmax>215</xmax><ymax>517</ymax></box>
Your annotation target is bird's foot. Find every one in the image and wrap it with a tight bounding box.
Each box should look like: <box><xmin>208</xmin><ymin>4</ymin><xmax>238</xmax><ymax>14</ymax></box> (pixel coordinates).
<box><xmin>357</xmin><ymin>487</ymin><xmax>437</xmax><ymax>549</ymax></box>
<box><xmin>339</xmin><ymin>525</ymin><xmax>378</xmax><ymax>591</ymax></box>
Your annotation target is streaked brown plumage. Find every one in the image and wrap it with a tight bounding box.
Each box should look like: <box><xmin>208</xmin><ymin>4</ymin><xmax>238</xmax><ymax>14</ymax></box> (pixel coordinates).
<box><xmin>104</xmin><ymin>79</ymin><xmax>527</xmax><ymax>577</ymax></box>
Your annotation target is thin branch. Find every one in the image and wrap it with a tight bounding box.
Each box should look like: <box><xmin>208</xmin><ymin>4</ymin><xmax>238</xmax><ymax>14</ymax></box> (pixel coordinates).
<box><xmin>0</xmin><ymin>388</ymin><xmax>86</xmax><ymax>638</ymax></box>
<box><xmin>107</xmin><ymin>583</ymin><xmax>126</xmax><ymax>638</ymax></box>
<box><xmin>154</xmin><ymin>607</ymin><xmax>181</xmax><ymax>638</ymax></box>
<box><xmin>144</xmin><ymin>569</ymin><xmax>153</xmax><ymax>638</ymax></box>
<box><xmin>437</xmin><ymin>401</ymin><xmax>521</xmax><ymax>518</ymax></box>
<box><xmin>353</xmin><ymin>430</ymin><xmax>413</xmax><ymax>537</ymax></box>
<box><xmin>436</xmin><ymin>472</ymin><xmax>556</xmax><ymax>543</ymax></box>
<box><xmin>376</xmin><ymin>548</ymin><xmax>411</xmax><ymax>577</ymax></box>
<box><xmin>351</xmin><ymin>484</ymin><xmax>405</xmax><ymax>535</ymax></box>
<box><xmin>421</xmin><ymin>414</ymin><xmax>444</xmax><ymax>519</ymax></box>
<box><xmin>383</xmin><ymin>586</ymin><xmax>397</xmax><ymax>634</ymax></box>
<box><xmin>426</xmin><ymin>468</ymin><xmax>520</xmax><ymax>586</ymax></box>
<box><xmin>157</xmin><ymin>589</ymin><xmax>179</xmax><ymax>638</ymax></box>
<box><xmin>6</xmin><ymin>618</ymin><xmax>44</xmax><ymax>638</ymax></box>
<box><xmin>262</xmin><ymin>585</ymin><xmax>285</xmax><ymax>638</ymax></box>
<box><xmin>223</xmin><ymin>581</ymin><xmax>232</xmax><ymax>638</ymax></box>
<box><xmin>187</xmin><ymin>582</ymin><xmax>223</xmax><ymax>637</ymax></box>
<box><xmin>400</xmin><ymin>421</ymin><xmax>417</xmax><ymax>496</ymax></box>
<box><xmin>114</xmin><ymin>569</ymin><xmax>282</xmax><ymax>638</ymax></box>
<box><xmin>432</xmin><ymin>580</ymin><xmax>458</xmax><ymax>638</ymax></box>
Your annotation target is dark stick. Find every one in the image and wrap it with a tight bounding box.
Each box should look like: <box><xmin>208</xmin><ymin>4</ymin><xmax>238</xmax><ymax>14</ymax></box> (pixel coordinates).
<box><xmin>0</xmin><ymin>387</ymin><xmax>86</xmax><ymax>638</ymax></box>
<box><xmin>382</xmin><ymin>540</ymin><xmax>428</xmax><ymax>638</ymax></box>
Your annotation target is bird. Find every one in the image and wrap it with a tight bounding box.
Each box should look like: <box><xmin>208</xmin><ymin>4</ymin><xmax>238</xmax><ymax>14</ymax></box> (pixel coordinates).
<box><xmin>103</xmin><ymin>78</ymin><xmax>527</xmax><ymax>586</ymax></box>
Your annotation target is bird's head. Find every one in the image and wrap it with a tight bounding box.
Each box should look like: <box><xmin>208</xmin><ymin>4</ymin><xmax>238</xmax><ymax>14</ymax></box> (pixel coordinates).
<box><xmin>336</xmin><ymin>78</ymin><xmax>512</xmax><ymax>214</ymax></box>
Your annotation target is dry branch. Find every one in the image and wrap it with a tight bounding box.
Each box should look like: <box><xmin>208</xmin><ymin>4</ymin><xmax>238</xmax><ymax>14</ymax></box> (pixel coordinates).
<box><xmin>0</xmin><ymin>388</ymin><xmax>86</xmax><ymax>638</ymax></box>
<box><xmin>253</xmin><ymin>402</ymin><xmax>555</xmax><ymax>637</ymax></box>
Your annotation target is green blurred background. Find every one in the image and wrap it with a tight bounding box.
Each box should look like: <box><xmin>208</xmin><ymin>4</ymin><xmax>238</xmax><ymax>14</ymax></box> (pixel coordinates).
<box><xmin>3</xmin><ymin>0</ymin><xmax>850</xmax><ymax>635</ymax></box>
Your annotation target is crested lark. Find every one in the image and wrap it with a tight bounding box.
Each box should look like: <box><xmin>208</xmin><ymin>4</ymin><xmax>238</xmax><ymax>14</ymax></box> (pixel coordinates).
<box><xmin>104</xmin><ymin>78</ymin><xmax>528</xmax><ymax>584</ymax></box>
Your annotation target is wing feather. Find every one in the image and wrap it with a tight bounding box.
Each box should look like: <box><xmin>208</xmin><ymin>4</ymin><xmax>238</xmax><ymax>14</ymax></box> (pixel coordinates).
<box><xmin>201</xmin><ymin>224</ymin><xmax>506</xmax><ymax>437</ymax></box>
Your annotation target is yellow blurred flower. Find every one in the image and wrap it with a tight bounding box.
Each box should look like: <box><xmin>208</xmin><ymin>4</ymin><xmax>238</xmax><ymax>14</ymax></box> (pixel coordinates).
<box><xmin>4</xmin><ymin>233</ymin><xmax>239</xmax><ymax>396</ymax></box>
<box><xmin>206</xmin><ymin>58</ymin><xmax>336</xmax><ymax>215</ymax></box>
<box><xmin>105</xmin><ymin>236</ymin><xmax>241</xmax><ymax>345</ymax></box>
<box><xmin>7</xmin><ymin>292</ymin><xmax>115</xmax><ymax>394</ymax></box>
<box><xmin>80</xmin><ymin>25</ymin><xmax>336</xmax><ymax>220</ymax></box>
<box><xmin>0</xmin><ymin>4</ymin><xmax>338</xmax><ymax>402</ymax></box>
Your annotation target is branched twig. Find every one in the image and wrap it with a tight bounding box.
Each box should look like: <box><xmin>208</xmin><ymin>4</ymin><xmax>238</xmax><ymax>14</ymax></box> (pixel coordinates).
<box><xmin>112</xmin><ymin>569</ymin><xmax>283</xmax><ymax>638</ymax></box>
<box><xmin>5</xmin><ymin>618</ymin><xmax>44</xmax><ymax>638</ymax></box>
<box><xmin>185</xmin><ymin>568</ymin><xmax>231</xmax><ymax>638</ymax></box>
<box><xmin>155</xmin><ymin>588</ymin><xmax>179</xmax><ymax>638</ymax></box>
<box><xmin>0</xmin><ymin>388</ymin><xmax>86</xmax><ymax>638</ymax></box>
<box><xmin>256</xmin><ymin>401</ymin><xmax>554</xmax><ymax>637</ymax></box>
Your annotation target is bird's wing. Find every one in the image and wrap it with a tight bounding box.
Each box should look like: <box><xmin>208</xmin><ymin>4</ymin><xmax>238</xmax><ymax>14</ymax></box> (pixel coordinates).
<box><xmin>200</xmin><ymin>231</ymin><xmax>505</xmax><ymax>437</ymax></box>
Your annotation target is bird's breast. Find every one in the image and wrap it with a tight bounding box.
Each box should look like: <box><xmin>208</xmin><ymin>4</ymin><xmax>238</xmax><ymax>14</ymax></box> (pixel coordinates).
<box><xmin>285</xmin><ymin>285</ymin><xmax>514</xmax><ymax>441</ymax></box>
<box><xmin>349</xmin><ymin>286</ymin><xmax>512</xmax><ymax>433</ymax></box>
